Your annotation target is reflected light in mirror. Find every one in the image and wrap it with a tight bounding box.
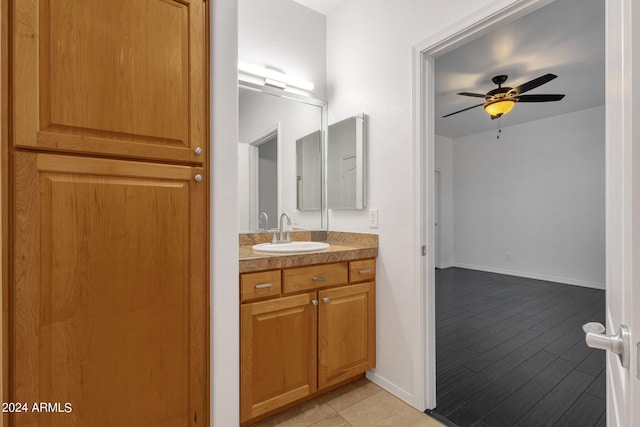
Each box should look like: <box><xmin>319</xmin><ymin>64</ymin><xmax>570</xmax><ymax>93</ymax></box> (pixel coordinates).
<box><xmin>238</xmin><ymin>60</ymin><xmax>315</xmax><ymax>92</ymax></box>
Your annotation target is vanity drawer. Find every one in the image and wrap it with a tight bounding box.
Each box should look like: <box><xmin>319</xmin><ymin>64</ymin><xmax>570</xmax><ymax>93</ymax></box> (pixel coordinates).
<box><xmin>241</xmin><ymin>270</ymin><xmax>282</xmax><ymax>302</ymax></box>
<box><xmin>350</xmin><ymin>259</ymin><xmax>376</xmax><ymax>283</ymax></box>
<box><xmin>283</xmin><ymin>263</ymin><xmax>348</xmax><ymax>294</ymax></box>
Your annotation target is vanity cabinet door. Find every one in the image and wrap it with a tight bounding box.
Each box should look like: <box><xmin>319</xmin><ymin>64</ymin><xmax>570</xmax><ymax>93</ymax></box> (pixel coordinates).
<box><xmin>318</xmin><ymin>282</ymin><xmax>376</xmax><ymax>389</ymax></box>
<box><xmin>240</xmin><ymin>292</ymin><xmax>318</xmax><ymax>422</ymax></box>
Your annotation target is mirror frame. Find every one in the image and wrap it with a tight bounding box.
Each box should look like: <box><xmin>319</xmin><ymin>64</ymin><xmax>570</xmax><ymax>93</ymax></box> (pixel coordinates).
<box><xmin>238</xmin><ymin>81</ymin><xmax>328</xmax><ymax>231</ymax></box>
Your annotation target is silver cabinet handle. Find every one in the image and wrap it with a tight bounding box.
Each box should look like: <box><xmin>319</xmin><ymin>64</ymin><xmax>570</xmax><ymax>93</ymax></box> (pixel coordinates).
<box><xmin>322</xmin><ymin>297</ymin><xmax>329</xmax><ymax>303</ymax></box>
<box><xmin>255</xmin><ymin>283</ymin><xmax>272</xmax><ymax>289</ymax></box>
<box><xmin>312</xmin><ymin>275</ymin><xmax>328</xmax><ymax>281</ymax></box>
<box><xmin>358</xmin><ymin>269</ymin><xmax>372</xmax><ymax>274</ymax></box>
<box><xmin>311</xmin><ymin>299</ymin><xmax>318</xmax><ymax>306</ymax></box>
<box><xmin>194</xmin><ymin>146</ymin><xmax>203</xmax><ymax>155</ymax></box>
<box><xmin>194</xmin><ymin>174</ymin><xmax>203</xmax><ymax>182</ymax></box>
<box><xmin>583</xmin><ymin>322</ymin><xmax>630</xmax><ymax>368</ymax></box>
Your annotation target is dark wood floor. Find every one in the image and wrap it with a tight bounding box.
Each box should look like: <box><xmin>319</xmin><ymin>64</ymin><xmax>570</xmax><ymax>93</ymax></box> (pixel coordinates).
<box><xmin>433</xmin><ymin>267</ymin><xmax>606</xmax><ymax>427</ymax></box>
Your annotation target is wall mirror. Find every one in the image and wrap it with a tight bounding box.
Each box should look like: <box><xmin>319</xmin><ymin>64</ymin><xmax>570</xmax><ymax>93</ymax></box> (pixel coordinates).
<box><xmin>238</xmin><ymin>82</ymin><xmax>327</xmax><ymax>232</ymax></box>
<box><xmin>327</xmin><ymin>114</ymin><xmax>367</xmax><ymax>209</ymax></box>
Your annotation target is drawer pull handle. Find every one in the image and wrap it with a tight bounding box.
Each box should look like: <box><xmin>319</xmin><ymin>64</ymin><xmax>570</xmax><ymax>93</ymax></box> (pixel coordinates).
<box><xmin>312</xmin><ymin>275</ymin><xmax>328</xmax><ymax>281</ymax></box>
<box><xmin>358</xmin><ymin>269</ymin><xmax>372</xmax><ymax>274</ymax></box>
<box><xmin>255</xmin><ymin>283</ymin><xmax>273</xmax><ymax>289</ymax></box>
<box><xmin>322</xmin><ymin>297</ymin><xmax>330</xmax><ymax>303</ymax></box>
<box><xmin>311</xmin><ymin>299</ymin><xmax>319</xmax><ymax>306</ymax></box>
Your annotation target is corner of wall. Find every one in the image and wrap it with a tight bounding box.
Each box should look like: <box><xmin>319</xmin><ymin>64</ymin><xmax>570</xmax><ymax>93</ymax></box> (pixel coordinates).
<box><xmin>211</xmin><ymin>0</ymin><xmax>239</xmax><ymax>425</ymax></box>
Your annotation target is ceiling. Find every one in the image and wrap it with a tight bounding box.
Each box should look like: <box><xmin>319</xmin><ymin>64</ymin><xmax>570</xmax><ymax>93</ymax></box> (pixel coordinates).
<box><xmin>291</xmin><ymin>0</ymin><xmax>345</xmax><ymax>15</ymax></box>
<box><xmin>292</xmin><ymin>0</ymin><xmax>605</xmax><ymax>139</ymax></box>
<box><xmin>435</xmin><ymin>0</ymin><xmax>605</xmax><ymax>139</ymax></box>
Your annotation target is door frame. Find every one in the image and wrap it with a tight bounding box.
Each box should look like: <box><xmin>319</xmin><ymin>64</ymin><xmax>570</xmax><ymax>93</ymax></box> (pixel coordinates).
<box><xmin>245</xmin><ymin>123</ymin><xmax>281</xmax><ymax>230</ymax></box>
<box><xmin>412</xmin><ymin>0</ymin><xmax>636</xmax><ymax>423</ymax></box>
<box><xmin>434</xmin><ymin>169</ymin><xmax>440</xmax><ymax>269</ymax></box>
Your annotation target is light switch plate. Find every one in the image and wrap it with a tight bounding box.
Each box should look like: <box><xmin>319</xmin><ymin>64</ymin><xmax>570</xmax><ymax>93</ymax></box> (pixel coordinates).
<box><xmin>369</xmin><ymin>208</ymin><xmax>378</xmax><ymax>228</ymax></box>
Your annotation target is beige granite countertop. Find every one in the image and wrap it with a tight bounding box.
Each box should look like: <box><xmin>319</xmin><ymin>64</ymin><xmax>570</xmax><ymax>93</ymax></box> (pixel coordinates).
<box><xmin>239</xmin><ymin>231</ymin><xmax>378</xmax><ymax>273</ymax></box>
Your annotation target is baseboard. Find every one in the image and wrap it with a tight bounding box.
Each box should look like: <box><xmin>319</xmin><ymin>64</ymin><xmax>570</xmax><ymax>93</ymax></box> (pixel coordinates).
<box><xmin>452</xmin><ymin>262</ymin><xmax>605</xmax><ymax>290</ymax></box>
<box><xmin>425</xmin><ymin>409</ymin><xmax>458</xmax><ymax>427</ymax></box>
<box><xmin>437</xmin><ymin>261</ymin><xmax>455</xmax><ymax>269</ymax></box>
<box><xmin>365</xmin><ymin>371</ymin><xmax>415</xmax><ymax>406</ymax></box>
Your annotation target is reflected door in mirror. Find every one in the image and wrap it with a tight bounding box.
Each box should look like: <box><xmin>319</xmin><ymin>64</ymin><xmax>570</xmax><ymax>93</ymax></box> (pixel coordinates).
<box><xmin>296</xmin><ymin>130</ymin><xmax>322</xmax><ymax>211</ymax></box>
<box><xmin>328</xmin><ymin>114</ymin><xmax>366</xmax><ymax>209</ymax></box>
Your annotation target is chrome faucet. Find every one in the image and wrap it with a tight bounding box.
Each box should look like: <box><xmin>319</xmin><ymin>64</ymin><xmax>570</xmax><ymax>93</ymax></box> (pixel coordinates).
<box><xmin>272</xmin><ymin>212</ymin><xmax>292</xmax><ymax>244</ymax></box>
<box><xmin>259</xmin><ymin>212</ymin><xmax>269</xmax><ymax>230</ymax></box>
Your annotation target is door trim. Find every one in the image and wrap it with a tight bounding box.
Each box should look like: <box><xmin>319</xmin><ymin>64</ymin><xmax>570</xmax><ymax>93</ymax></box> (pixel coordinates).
<box><xmin>244</xmin><ymin>123</ymin><xmax>281</xmax><ymax>230</ymax></box>
<box><xmin>411</xmin><ymin>0</ymin><xmax>556</xmax><ymax>410</ymax></box>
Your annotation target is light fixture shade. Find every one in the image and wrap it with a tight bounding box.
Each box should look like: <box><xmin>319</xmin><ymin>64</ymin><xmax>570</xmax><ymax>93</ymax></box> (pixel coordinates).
<box><xmin>238</xmin><ymin>60</ymin><xmax>314</xmax><ymax>92</ymax></box>
<box><xmin>484</xmin><ymin>99</ymin><xmax>515</xmax><ymax>118</ymax></box>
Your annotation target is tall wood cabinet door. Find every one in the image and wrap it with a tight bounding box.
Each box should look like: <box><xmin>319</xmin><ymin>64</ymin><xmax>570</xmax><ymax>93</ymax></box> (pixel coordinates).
<box><xmin>240</xmin><ymin>292</ymin><xmax>318</xmax><ymax>422</ymax></box>
<box><xmin>12</xmin><ymin>152</ymin><xmax>208</xmax><ymax>426</ymax></box>
<box><xmin>11</xmin><ymin>0</ymin><xmax>207</xmax><ymax>164</ymax></box>
<box><xmin>318</xmin><ymin>282</ymin><xmax>376</xmax><ymax>389</ymax></box>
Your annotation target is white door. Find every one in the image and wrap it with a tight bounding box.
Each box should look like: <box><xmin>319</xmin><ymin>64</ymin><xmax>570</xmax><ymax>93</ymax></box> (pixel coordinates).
<box><xmin>598</xmin><ymin>0</ymin><xmax>640</xmax><ymax>424</ymax></box>
<box><xmin>340</xmin><ymin>154</ymin><xmax>357</xmax><ymax>207</ymax></box>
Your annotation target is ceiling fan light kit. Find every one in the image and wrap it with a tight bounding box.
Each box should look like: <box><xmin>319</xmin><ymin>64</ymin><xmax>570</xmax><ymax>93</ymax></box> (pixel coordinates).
<box><xmin>484</xmin><ymin>99</ymin><xmax>515</xmax><ymax>118</ymax></box>
<box><xmin>443</xmin><ymin>73</ymin><xmax>565</xmax><ymax>120</ymax></box>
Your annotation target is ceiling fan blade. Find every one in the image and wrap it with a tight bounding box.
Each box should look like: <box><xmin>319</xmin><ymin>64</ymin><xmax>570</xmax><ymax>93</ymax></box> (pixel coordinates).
<box><xmin>458</xmin><ymin>92</ymin><xmax>486</xmax><ymax>98</ymax></box>
<box><xmin>442</xmin><ymin>102</ymin><xmax>485</xmax><ymax>118</ymax></box>
<box><xmin>508</xmin><ymin>73</ymin><xmax>557</xmax><ymax>96</ymax></box>
<box><xmin>516</xmin><ymin>94</ymin><xmax>565</xmax><ymax>102</ymax></box>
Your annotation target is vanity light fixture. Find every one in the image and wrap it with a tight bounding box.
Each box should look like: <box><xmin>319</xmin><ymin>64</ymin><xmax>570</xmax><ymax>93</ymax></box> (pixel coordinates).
<box><xmin>238</xmin><ymin>60</ymin><xmax>314</xmax><ymax>92</ymax></box>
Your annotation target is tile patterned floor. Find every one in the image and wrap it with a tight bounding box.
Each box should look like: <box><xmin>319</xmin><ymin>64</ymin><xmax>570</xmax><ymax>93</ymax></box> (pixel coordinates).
<box><xmin>250</xmin><ymin>378</ymin><xmax>443</xmax><ymax>426</ymax></box>
<box><xmin>434</xmin><ymin>267</ymin><xmax>606</xmax><ymax>427</ymax></box>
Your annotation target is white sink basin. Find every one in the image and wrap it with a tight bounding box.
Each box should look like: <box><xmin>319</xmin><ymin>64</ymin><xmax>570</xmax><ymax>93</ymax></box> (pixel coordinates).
<box><xmin>252</xmin><ymin>241</ymin><xmax>330</xmax><ymax>253</ymax></box>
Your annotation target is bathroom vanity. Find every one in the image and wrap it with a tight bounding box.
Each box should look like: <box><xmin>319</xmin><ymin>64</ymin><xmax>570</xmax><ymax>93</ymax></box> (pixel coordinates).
<box><xmin>239</xmin><ymin>232</ymin><xmax>378</xmax><ymax>425</ymax></box>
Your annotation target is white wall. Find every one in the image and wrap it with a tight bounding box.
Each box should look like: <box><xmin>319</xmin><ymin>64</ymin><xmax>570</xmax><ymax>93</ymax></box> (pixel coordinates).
<box><xmin>239</xmin><ymin>0</ymin><xmax>326</xmax><ymax>99</ymax></box>
<box><xmin>326</xmin><ymin>0</ymin><xmax>500</xmax><ymax>406</ymax></box>
<box><xmin>210</xmin><ymin>0</ymin><xmax>239</xmax><ymax>425</ymax></box>
<box><xmin>435</xmin><ymin>135</ymin><xmax>454</xmax><ymax>268</ymax></box>
<box><xmin>452</xmin><ymin>106</ymin><xmax>605</xmax><ymax>288</ymax></box>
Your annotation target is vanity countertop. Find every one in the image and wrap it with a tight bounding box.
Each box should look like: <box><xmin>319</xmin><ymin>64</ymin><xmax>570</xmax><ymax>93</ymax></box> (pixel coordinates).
<box><xmin>239</xmin><ymin>231</ymin><xmax>378</xmax><ymax>273</ymax></box>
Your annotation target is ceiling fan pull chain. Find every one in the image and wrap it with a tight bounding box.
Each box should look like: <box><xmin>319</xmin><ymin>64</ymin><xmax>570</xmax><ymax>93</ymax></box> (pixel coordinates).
<box><xmin>497</xmin><ymin>120</ymin><xmax>502</xmax><ymax>140</ymax></box>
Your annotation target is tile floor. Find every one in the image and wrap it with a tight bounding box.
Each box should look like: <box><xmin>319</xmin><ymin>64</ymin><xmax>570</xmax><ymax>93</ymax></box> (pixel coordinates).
<box><xmin>434</xmin><ymin>267</ymin><xmax>606</xmax><ymax>426</ymax></box>
<box><xmin>251</xmin><ymin>378</ymin><xmax>443</xmax><ymax>427</ymax></box>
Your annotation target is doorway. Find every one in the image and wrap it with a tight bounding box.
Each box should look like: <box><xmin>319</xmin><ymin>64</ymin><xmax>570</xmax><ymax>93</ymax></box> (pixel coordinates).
<box><xmin>413</xmin><ymin>0</ymin><xmax>639</xmax><ymax>425</ymax></box>
<box><xmin>248</xmin><ymin>125</ymin><xmax>281</xmax><ymax>230</ymax></box>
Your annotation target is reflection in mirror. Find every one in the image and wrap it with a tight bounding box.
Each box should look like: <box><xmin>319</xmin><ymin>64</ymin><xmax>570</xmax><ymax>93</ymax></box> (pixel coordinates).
<box><xmin>296</xmin><ymin>130</ymin><xmax>321</xmax><ymax>211</ymax></box>
<box><xmin>238</xmin><ymin>83</ymin><xmax>327</xmax><ymax>232</ymax></box>
<box><xmin>327</xmin><ymin>114</ymin><xmax>367</xmax><ymax>209</ymax></box>
<box><xmin>253</xmin><ymin>128</ymin><xmax>279</xmax><ymax>230</ymax></box>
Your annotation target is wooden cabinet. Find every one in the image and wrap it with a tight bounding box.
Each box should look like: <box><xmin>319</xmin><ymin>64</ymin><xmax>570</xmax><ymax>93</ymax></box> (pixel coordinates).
<box><xmin>4</xmin><ymin>1</ymin><xmax>209</xmax><ymax>424</ymax></box>
<box><xmin>12</xmin><ymin>152</ymin><xmax>208</xmax><ymax>426</ymax></box>
<box><xmin>318</xmin><ymin>282</ymin><xmax>376</xmax><ymax>389</ymax></box>
<box><xmin>240</xmin><ymin>260</ymin><xmax>376</xmax><ymax>424</ymax></box>
<box><xmin>241</xmin><ymin>270</ymin><xmax>282</xmax><ymax>302</ymax></box>
<box><xmin>11</xmin><ymin>0</ymin><xmax>207</xmax><ymax>164</ymax></box>
<box><xmin>240</xmin><ymin>292</ymin><xmax>318</xmax><ymax>422</ymax></box>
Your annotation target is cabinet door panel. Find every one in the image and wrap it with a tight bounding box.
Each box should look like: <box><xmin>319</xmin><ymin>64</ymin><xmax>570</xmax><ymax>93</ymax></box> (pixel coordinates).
<box><xmin>318</xmin><ymin>283</ymin><xmax>375</xmax><ymax>389</ymax></box>
<box><xmin>12</xmin><ymin>152</ymin><xmax>207</xmax><ymax>426</ymax></box>
<box><xmin>12</xmin><ymin>0</ymin><xmax>206</xmax><ymax>163</ymax></box>
<box><xmin>241</xmin><ymin>293</ymin><xmax>317</xmax><ymax>422</ymax></box>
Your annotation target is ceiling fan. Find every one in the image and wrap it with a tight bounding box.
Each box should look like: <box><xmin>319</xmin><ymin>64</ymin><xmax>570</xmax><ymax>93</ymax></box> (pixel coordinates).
<box><xmin>442</xmin><ymin>73</ymin><xmax>565</xmax><ymax>120</ymax></box>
